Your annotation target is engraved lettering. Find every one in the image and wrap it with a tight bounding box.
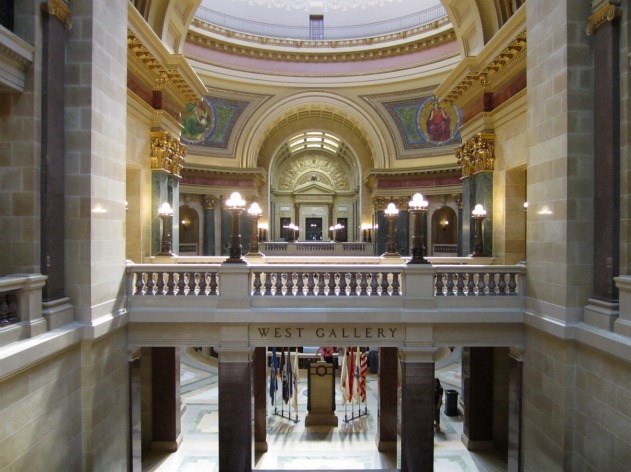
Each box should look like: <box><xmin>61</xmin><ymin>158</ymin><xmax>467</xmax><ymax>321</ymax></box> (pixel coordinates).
<box><xmin>257</xmin><ymin>328</ymin><xmax>270</xmax><ymax>337</ymax></box>
<box><xmin>329</xmin><ymin>329</ymin><xmax>337</xmax><ymax>338</ymax></box>
<box><xmin>342</xmin><ymin>328</ymin><xmax>349</xmax><ymax>338</ymax></box>
<box><xmin>378</xmin><ymin>328</ymin><xmax>385</xmax><ymax>338</ymax></box>
<box><xmin>286</xmin><ymin>328</ymin><xmax>292</xmax><ymax>338</ymax></box>
<box><xmin>366</xmin><ymin>328</ymin><xmax>372</xmax><ymax>338</ymax></box>
<box><xmin>389</xmin><ymin>328</ymin><xmax>397</xmax><ymax>337</ymax></box>
<box><xmin>296</xmin><ymin>328</ymin><xmax>304</xmax><ymax>338</ymax></box>
<box><xmin>316</xmin><ymin>328</ymin><xmax>325</xmax><ymax>338</ymax></box>
<box><xmin>274</xmin><ymin>328</ymin><xmax>281</xmax><ymax>338</ymax></box>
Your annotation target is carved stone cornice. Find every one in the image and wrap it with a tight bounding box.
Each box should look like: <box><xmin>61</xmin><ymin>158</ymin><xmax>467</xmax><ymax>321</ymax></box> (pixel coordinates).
<box><xmin>455</xmin><ymin>132</ymin><xmax>495</xmax><ymax>178</ymax></box>
<box><xmin>187</xmin><ymin>23</ymin><xmax>456</xmax><ymax>63</ymax></box>
<box><xmin>442</xmin><ymin>30</ymin><xmax>526</xmax><ymax>105</ymax></box>
<box><xmin>586</xmin><ymin>2</ymin><xmax>622</xmax><ymax>36</ymax></box>
<box><xmin>150</xmin><ymin>131</ymin><xmax>187</xmax><ymax>178</ymax></box>
<box><xmin>42</xmin><ymin>0</ymin><xmax>72</xmax><ymax>29</ymax></box>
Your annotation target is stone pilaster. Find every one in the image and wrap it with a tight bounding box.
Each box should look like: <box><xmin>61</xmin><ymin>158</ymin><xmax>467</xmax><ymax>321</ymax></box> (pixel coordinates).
<box><xmin>217</xmin><ymin>347</ymin><xmax>254</xmax><ymax>471</ymax></box>
<box><xmin>399</xmin><ymin>348</ymin><xmax>435</xmax><ymax>472</ymax></box>
<box><xmin>508</xmin><ymin>348</ymin><xmax>524</xmax><ymax>472</ymax></box>
<box><xmin>151</xmin><ymin>347</ymin><xmax>182</xmax><ymax>451</ymax></box>
<box><xmin>253</xmin><ymin>346</ymin><xmax>268</xmax><ymax>452</ymax></box>
<box><xmin>462</xmin><ymin>347</ymin><xmax>494</xmax><ymax>450</ymax></box>
<box><xmin>376</xmin><ymin>347</ymin><xmax>398</xmax><ymax>452</ymax></box>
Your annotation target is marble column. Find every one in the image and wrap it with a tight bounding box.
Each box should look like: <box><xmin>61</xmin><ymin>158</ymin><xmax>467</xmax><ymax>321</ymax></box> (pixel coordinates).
<box><xmin>40</xmin><ymin>5</ymin><xmax>67</xmax><ymax>302</ymax></box>
<box><xmin>202</xmin><ymin>195</ymin><xmax>216</xmax><ymax>256</ymax></box>
<box><xmin>376</xmin><ymin>347</ymin><xmax>398</xmax><ymax>452</ymax></box>
<box><xmin>217</xmin><ymin>347</ymin><xmax>254</xmax><ymax>471</ymax></box>
<box><xmin>590</xmin><ymin>3</ymin><xmax>620</xmax><ymax>302</ymax></box>
<box><xmin>399</xmin><ymin>349</ymin><xmax>435</xmax><ymax>472</ymax></box>
<box><xmin>254</xmin><ymin>347</ymin><xmax>268</xmax><ymax>452</ymax></box>
<box><xmin>151</xmin><ymin>347</ymin><xmax>182</xmax><ymax>451</ymax></box>
<box><xmin>508</xmin><ymin>348</ymin><xmax>524</xmax><ymax>472</ymax></box>
<box><xmin>462</xmin><ymin>347</ymin><xmax>494</xmax><ymax>450</ymax></box>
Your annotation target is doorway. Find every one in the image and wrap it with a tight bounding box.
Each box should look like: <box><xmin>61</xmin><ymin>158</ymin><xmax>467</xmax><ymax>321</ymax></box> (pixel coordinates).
<box><xmin>306</xmin><ymin>218</ymin><xmax>323</xmax><ymax>241</ymax></box>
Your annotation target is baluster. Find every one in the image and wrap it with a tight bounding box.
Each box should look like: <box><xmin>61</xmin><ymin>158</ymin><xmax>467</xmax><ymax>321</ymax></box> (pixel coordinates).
<box><xmin>349</xmin><ymin>272</ymin><xmax>358</xmax><ymax>296</ymax></box>
<box><xmin>456</xmin><ymin>273</ymin><xmax>465</xmax><ymax>296</ymax></box>
<box><xmin>359</xmin><ymin>273</ymin><xmax>368</xmax><ymax>296</ymax></box>
<box><xmin>317</xmin><ymin>273</ymin><xmax>326</xmax><ymax>296</ymax></box>
<box><xmin>187</xmin><ymin>272</ymin><xmax>197</xmax><ymax>296</ymax></box>
<box><xmin>285</xmin><ymin>272</ymin><xmax>295</xmax><ymax>296</ymax></box>
<box><xmin>166</xmin><ymin>272</ymin><xmax>176</xmax><ymax>295</ymax></box>
<box><xmin>487</xmin><ymin>272</ymin><xmax>497</xmax><ymax>296</ymax></box>
<box><xmin>306</xmin><ymin>272</ymin><xmax>316</xmax><ymax>296</ymax></box>
<box><xmin>198</xmin><ymin>272</ymin><xmax>208</xmax><ymax>296</ymax></box>
<box><xmin>177</xmin><ymin>272</ymin><xmax>187</xmax><ymax>295</ymax></box>
<box><xmin>296</xmin><ymin>272</ymin><xmax>305</xmax><ymax>296</ymax></box>
<box><xmin>209</xmin><ymin>273</ymin><xmax>218</xmax><ymax>296</ymax></box>
<box><xmin>466</xmin><ymin>273</ymin><xmax>475</xmax><ymax>296</ymax></box>
<box><xmin>369</xmin><ymin>272</ymin><xmax>379</xmax><ymax>296</ymax></box>
<box><xmin>253</xmin><ymin>272</ymin><xmax>262</xmax><ymax>296</ymax></box>
<box><xmin>145</xmin><ymin>273</ymin><xmax>155</xmax><ymax>295</ymax></box>
<box><xmin>264</xmin><ymin>272</ymin><xmax>273</xmax><ymax>296</ymax></box>
<box><xmin>476</xmin><ymin>272</ymin><xmax>486</xmax><ymax>296</ymax></box>
<box><xmin>156</xmin><ymin>272</ymin><xmax>165</xmax><ymax>295</ymax></box>
<box><xmin>497</xmin><ymin>273</ymin><xmax>507</xmax><ymax>296</ymax></box>
<box><xmin>435</xmin><ymin>272</ymin><xmax>444</xmax><ymax>296</ymax></box>
<box><xmin>338</xmin><ymin>272</ymin><xmax>348</xmax><ymax>296</ymax></box>
<box><xmin>391</xmin><ymin>273</ymin><xmax>400</xmax><ymax>296</ymax></box>
<box><xmin>327</xmin><ymin>272</ymin><xmax>337</xmax><ymax>296</ymax></box>
<box><xmin>134</xmin><ymin>272</ymin><xmax>145</xmax><ymax>296</ymax></box>
<box><xmin>508</xmin><ymin>273</ymin><xmax>517</xmax><ymax>296</ymax></box>
<box><xmin>446</xmin><ymin>273</ymin><xmax>455</xmax><ymax>296</ymax></box>
<box><xmin>274</xmin><ymin>273</ymin><xmax>284</xmax><ymax>296</ymax></box>
<box><xmin>381</xmin><ymin>272</ymin><xmax>389</xmax><ymax>296</ymax></box>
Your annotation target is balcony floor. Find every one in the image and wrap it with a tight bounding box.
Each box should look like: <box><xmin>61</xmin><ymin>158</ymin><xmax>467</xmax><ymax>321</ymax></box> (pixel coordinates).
<box><xmin>142</xmin><ymin>349</ymin><xmax>507</xmax><ymax>471</ymax></box>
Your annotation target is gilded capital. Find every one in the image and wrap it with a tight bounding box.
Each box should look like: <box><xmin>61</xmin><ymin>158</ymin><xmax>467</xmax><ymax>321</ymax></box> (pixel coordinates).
<box><xmin>587</xmin><ymin>2</ymin><xmax>622</xmax><ymax>35</ymax></box>
<box><xmin>150</xmin><ymin>131</ymin><xmax>187</xmax><ymax>178</ymax></box>
<box><xmin>42</xmin><ymin>0</ymin><xmax>72</xmax><ymax>29</ymax></box>
<box><xmin>202</xmin><ymin>195</ymin><xmax>218</xmax><ymax>210</ymax></box>
<box><xmin>455</xmin><ymin>132</ymin><xmax>495</xmax><ymax>178</ymax></box>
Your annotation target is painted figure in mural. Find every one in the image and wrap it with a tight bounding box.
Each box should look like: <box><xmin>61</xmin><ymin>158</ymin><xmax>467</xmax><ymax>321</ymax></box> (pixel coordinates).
<box><xmin>426</xmin><ymin>102</ymin><xmax>451</xmax><ymax>143</ymax></box>
<box><xmin>181</xmin><ymin>100</ymin><xmax>212</xmax><ymax>141</ymax></box>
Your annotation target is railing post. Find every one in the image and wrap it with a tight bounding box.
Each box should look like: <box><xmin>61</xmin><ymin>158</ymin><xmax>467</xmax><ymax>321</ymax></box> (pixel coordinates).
<box><xmin>218</xmin><ymin>265</ymin><xmax>251</xmax><ymax>308</ymax></box>
<box><xmin>402</xmin><ymin>266</ymin><xmax>435</xmax><ymax>303</ymax></box>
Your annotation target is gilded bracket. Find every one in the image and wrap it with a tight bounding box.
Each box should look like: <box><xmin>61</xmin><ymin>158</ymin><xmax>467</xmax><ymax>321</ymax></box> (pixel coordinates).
<box><xmin>455</xmin><ymin>132</ymin><xmax>495</xmax><ymax>178</ymax></box>
<box><xmin>42</xmin><ymin>0</ymin><xmax>72</xmax><ymax>29</ymax></box>
<box><xmin>150</xmin><ymin>131</ymin><xmax>187</xmax><ymax>178</ymax></box>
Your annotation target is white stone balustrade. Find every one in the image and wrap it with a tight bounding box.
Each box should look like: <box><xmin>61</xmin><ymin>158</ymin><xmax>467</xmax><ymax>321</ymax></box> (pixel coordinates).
<box><xmin>0</xmin><ymin>274</ymin><xmax>48</xmax><ymax>347</ymax></box>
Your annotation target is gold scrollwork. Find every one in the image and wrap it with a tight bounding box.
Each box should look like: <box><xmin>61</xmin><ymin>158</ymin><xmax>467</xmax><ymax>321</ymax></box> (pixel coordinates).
<box><xmin>455</xmin><ymin>132</ymin><xmax>495</xmax><ymax>178</ymax></box>
<box><xmin>150</xmin><ymin>131</ymin><xmax>187</xmax><ymax>178</ymax></box>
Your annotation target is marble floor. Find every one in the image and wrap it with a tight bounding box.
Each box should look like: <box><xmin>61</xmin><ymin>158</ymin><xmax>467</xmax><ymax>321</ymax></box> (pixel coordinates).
<box><xmin>143</xmin><ymin>349</ymin><xmax>507</xmax><ymax>472</ymax></box>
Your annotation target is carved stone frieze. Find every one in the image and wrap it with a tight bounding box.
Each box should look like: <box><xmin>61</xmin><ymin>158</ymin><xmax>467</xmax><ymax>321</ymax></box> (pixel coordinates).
<box><xmin>455</xmin><ymin>132</ymin><xmax>495</xmax><ymax>178</ymax></box>
<box><xmin>150</xmin><ymin>131</ymin><xmax>187</xmax><ymax>178</ymax></box>
<box><xmin>277</xmin><ymin>155</ymin><xmax>349</xmax><ymax>191</ymax></box>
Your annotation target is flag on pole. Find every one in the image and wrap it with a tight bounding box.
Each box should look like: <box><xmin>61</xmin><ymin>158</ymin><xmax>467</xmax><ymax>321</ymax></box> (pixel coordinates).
<box><xmin>270</xmin><ymin>348</ymin><xmax>278</xmax><ymax>405</ymax></box>
<box><xmin>340</xmin><ymin>347</ymin><xmax>350</xmax><ymax>403</ymax></box>
<box><xmin>281</xmin><ymin>348</ymin><xmax>289</xmax><ymax>403</ymax></box>
<box><xmin>291</xmin><ymin>348</ymin><xmax>299</xmax><ymax>411</ymax></box>
<box><xmin>348</xmin><ymin>346</ymin><xmax>355</xmax><ymax>402</ymax></box>
<box><xmin>359</xmin><ymin>350</ymin><xmax>368</xmax><ymax>402</ymax></box>
<box><xmin>287</xmin><ymin>348</ymin><xmax>294</xmax><ymax>402</ymax></box>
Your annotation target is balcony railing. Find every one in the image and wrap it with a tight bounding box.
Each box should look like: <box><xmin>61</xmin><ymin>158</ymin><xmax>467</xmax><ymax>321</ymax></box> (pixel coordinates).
<box><xmin>0</xmin><ymin>274</ymin><xmax>47</xmax><ymax>348</ymax></box>
<box><xmin>194</xmin><ymin>4</ymin><xmax>448</xmax><ymax>41</ymax></box>
<box><xmin>128</xmin><ymin>264</ymin><xmax>525</xmax><ymax>299</ymax></box>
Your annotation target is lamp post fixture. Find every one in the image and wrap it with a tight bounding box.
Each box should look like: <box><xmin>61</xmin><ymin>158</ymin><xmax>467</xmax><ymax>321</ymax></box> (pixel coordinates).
<box><xmin>246</xmin><ymin>202</ymin><xmax>263</xmax><ymax>256</ymax></box>
<box><xmin>330</xmin><ymin>223</ymin><xmax>343</xmax><ymax>242</ymax></box>
<box><xmin>407</xmin><ymin>192</ymin><xmax>430</xmax><ymax>264</ymax></box>
<box><xmin>224</xmin><ymin>191</ymin><xmax>246</xmax><ymax>263</ymax></box>
<box><xmin>470</xmin><ymin>203</ymin><xmax>487</xmax><ymax>257</ymax></box>
<box><xmin>157</xmin><ymin>202</ymin><xmax>175</xmax><ymax>256</ymax></box>
<box><xmin>383</xmin><ymin>202</ymin><xmax>400</xmax><ymax>256</ymax></box>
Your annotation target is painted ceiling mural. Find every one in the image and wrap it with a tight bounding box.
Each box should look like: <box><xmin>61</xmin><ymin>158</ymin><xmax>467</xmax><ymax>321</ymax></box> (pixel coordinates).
<box><xmin>181</xmin><ymin>95</ymin><xmax>251</xmax><ymax>149</ymax></box>
<box><xmin>382</xmin><ymin>95</ymin><xmax>462</xmax><ymax>152</ymax></box>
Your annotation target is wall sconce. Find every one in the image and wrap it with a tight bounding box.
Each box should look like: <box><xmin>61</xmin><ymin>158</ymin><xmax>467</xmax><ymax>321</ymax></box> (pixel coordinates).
<box><xmin>224</xmin><ymin>191</ymin><xmax>246</xmax><ymax>263</ymax></box>
<box><xmin>470</xmin><ymin>203</ymin><xmax>487</xmax><ymax>257</ymax></box>
<box><xmin>407</xmin><ymin>193</ymin><xmax>429</xmax><ymax>264</ymax></box>
<box><xmin>157</xmin><ymin>202</ymin><xmax>175</xmax><ymax>257</ymax></box>
<box><xmin>440</xmin><ymin>219</ymin><xmax>449</xmax><ymax>231</ymax></box>
<box><xmin>383</xmin><ymin>202</ymin><xmax>400</xmax><ymax>256</ymax></box>
<box><xmin>180</xmin><ymin>217</ymin><xmax>190</xmax><ymax>231</ymax></box>
<box><xmin>246</xmin><ymin>202</ymin><xmax>263</xmax><ymax>256</ymax></box>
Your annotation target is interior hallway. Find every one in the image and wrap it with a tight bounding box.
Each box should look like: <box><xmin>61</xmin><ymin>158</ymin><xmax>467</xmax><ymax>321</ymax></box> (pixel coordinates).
<box><xmin>142</xmin><ymin>349</ymin><xmax>507</xmax><ymax>471</ymax></box>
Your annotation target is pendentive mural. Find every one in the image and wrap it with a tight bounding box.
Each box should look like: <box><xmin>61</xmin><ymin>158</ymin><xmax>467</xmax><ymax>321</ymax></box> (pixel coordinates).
<box><xmin>383</xmin><ymin>96</ymin><xmax>462</xmax><ymax>150</ymax></box>
<box><xmin>181</xmin><ymin>96</ymin><xmax>250</xmax><ymax>148</ymax></box>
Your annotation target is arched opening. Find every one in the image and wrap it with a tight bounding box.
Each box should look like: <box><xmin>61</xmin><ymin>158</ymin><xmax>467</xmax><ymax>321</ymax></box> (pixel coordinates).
<box><xmin>431</xmin><ymin>205</ymin><xmax>457</xmax><ymax>255</ymax></box>
<box><xmin>179</xmin><ymin>205</ymin><xmax>200</xmax><ymax>254</ymax></box>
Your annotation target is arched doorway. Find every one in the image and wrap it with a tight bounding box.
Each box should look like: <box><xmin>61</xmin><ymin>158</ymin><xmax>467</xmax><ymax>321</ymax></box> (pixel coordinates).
<box><xmin>179</xmin><ymin>205</ymin><xmax>200</xmax><ymax>254</ymax></box>
<box><xmin>431</xmin><ymin>205</ymin><xmax>457</xmax><ymax>255</ymax></box>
